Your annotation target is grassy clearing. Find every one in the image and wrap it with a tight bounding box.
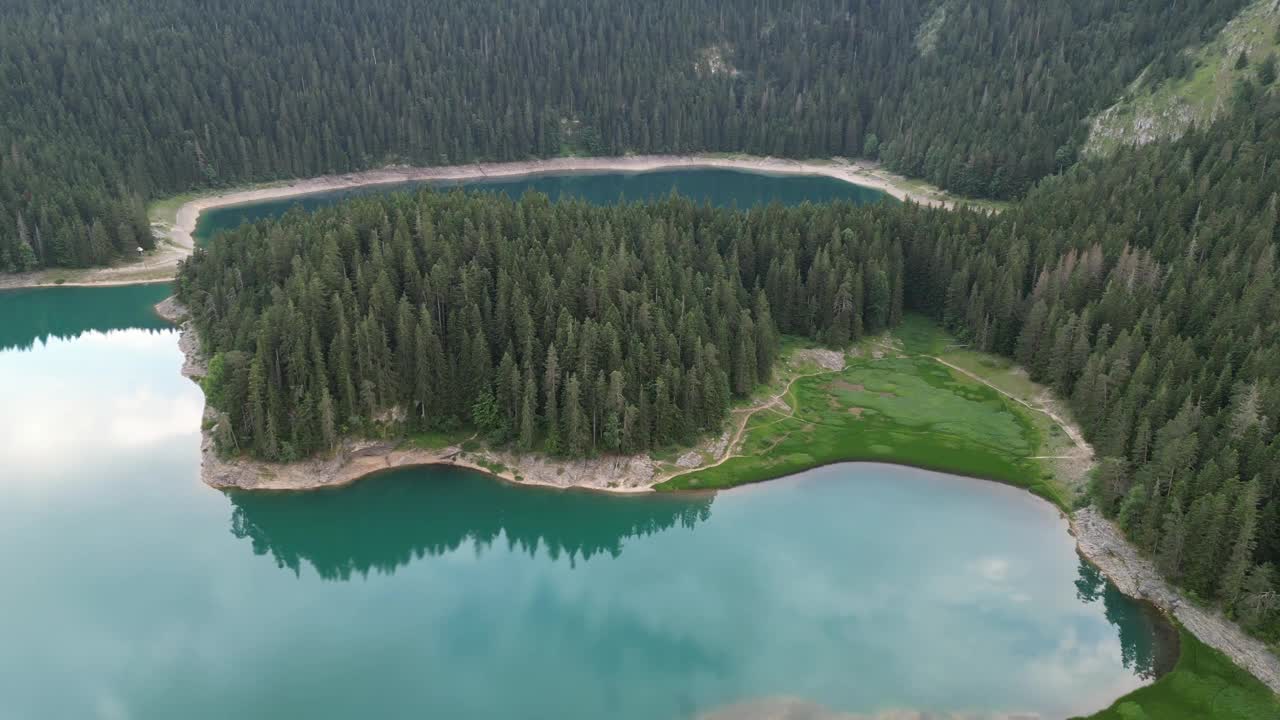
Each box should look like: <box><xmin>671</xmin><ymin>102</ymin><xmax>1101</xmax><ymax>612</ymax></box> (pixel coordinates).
<box><xmin>937</xmin><ymin>349</ymin><xmax>1040</xmax><ymax>402</ymax></box>
<box><xmin>891</xmin><ymin>313</ymin><xmax>948</xmax><ymax>354</ymax></box>
<box><xmin>146</xmin><ymin>177</ymin><xmax>302</xmax><ymax>227</ymax></box>
<box><xmin>657</xmin><ymin>317</ymin><xmax>1066</xmax><ymax>506</ymax></box>
<box><xmin>402</xmin><ymin>429</ymin><xmax>472</xmax><ymax>451</ymax></box>
<box><xmin>147</xmin><ymin>191</ymin><xmax>203</xmax><ymax>226</ymax></box>
<box><xmin>475</xmin><ymin>458</ymin><xmax>508</xmax><ymax>475</ymax></box>
<box><xmin>1077</xmin><ymin>627</ymin><xmax>1280</xmax><ymax>720</ymax></box>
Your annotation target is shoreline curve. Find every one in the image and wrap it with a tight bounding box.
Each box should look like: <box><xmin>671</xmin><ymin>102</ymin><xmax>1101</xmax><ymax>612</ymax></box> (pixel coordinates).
<box><xmin>1</xmin><ymin>155</ymin><xmax>958</xmax><ymax>291</ymax></box>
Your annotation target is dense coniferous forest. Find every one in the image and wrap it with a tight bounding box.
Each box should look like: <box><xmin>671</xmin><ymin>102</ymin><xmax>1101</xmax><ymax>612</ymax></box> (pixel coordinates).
<box><xmin>907</xmin><ymin>84</ymin><xmax>1280</xmax><ymax>640</ymax></box>
<box><xmin>179</xmin><ymin>193</ymin><xmax>914</xmax><ymax>460</ymax></box>
<box><xmin>180</xmin><ymin>73</ymin><xmax>1280</xmax><ymax>639</ymax></box>
<box><xmin>0</xmin><ymin>0</ymin><xmax>1250</xmax><ymax>271</ymax></box>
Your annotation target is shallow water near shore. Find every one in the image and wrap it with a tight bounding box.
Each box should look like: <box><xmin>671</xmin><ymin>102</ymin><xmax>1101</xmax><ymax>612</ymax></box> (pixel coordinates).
<box><xmin>193</xmin><ymin>167</ymin><xmax>890</xmax><ymax>241</ymax></box>
<box><xmin>1</xmin><ymin>171</ymin><xmax>1171</xmax><ymax>719</ymax></box>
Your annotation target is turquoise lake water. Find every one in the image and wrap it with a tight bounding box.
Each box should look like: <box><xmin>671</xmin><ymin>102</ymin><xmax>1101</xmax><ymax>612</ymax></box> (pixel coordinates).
<box><xmin>0</xmin><ymin>171</ymin><xmax>1170</xmax><ymax>720</ymax></box>
<box><xmin>193</xmin><ymin>168</ymin><xmax>890</xmax><ymax>241</ymax></box>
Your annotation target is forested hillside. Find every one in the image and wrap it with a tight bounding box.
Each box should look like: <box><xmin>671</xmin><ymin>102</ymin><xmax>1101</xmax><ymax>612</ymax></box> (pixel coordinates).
<box><xmin>1084</xmin><ymin>0</ymin><xmax>1280</xmax><ymax>156</ymax></box>
<box><xmin>0</xmin><ymin>0</ymin><xmax>1250</xmax><ymax>271</ymax></box>
<box><xmin>909</xmin><ymin>82</ymin><xmax>1280</xmax><ymax>640</ymax></box>
<box><xmin>178</xmin><ymin>193</ymin><xmax>915</xmax><ymax>461</ymax></box>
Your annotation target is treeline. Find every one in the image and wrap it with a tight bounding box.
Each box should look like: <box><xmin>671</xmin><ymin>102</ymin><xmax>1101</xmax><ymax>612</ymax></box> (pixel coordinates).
<box><xmin>178</xmin><ymin>192</ymin><xmax>914</xmax><ymax>462</ymax></box>
<box><xmin>0</xmin><ymin>0</ymin><xmax>1249</xmax><ymax>271</ymax></box>
<box><xmin>908</xmin><ymin>84</ymin><xmax>1280</xmax><ymax>639</ymax></box>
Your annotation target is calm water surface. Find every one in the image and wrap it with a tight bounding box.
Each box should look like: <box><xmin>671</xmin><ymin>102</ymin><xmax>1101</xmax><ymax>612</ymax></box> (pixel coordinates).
<box><xmin>2</xmin><ymin>172</ymin><xmax>1168</xmax><ymax>720</ymax></box>
<box><xmin>195</xmin><ymin>168</ymin><xmax>890</xmax><ymax>240</ymax></box>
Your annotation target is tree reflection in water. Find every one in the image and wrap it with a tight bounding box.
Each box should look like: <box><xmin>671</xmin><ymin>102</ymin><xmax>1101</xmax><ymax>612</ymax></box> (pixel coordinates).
<box><xmin>0</xmin><ymin>284</ymin><xmax>173</xmax><ymax>352</ymax></box>
<box><xmin>228</xmin><ymin>465</ymin><xmax>714</xmax><ymax>580</ymax></box>
<box><xmin>1075</xmin><ymin>558</ymin><xmax>1178</xmax><ymax>680</ymax></box>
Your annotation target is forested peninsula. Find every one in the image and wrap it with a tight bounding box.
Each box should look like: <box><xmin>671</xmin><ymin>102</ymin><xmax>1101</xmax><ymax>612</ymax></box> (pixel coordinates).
<box><xmin>177</xmin><ymin>193</ymin><xmax>900</xmax><ymax>463</ymax></box>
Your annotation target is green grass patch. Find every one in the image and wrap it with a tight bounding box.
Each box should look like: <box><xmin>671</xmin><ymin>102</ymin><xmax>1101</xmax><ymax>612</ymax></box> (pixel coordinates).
<box><xmin>147</xmin><ymin>191</ymin><xmax>203</xmax><ymax>225</ymax></box>
<box><xmin>146</xmin><ymin>177</ymin><xmax>303</xmax><ymax>226</ymax></box>
<box><xmin>403</xmin><ymin>429</ymin><xmax>471</xmax><ymax>451</ymax></box>
<box><xmin>1076</xmin><ymin>627</ymin><xmax>1280</xmax><ymax>720</ymax></box>
<box><xmin>892</xmin><ymin>314</ymin><xmax>951</xmax><ymax>355</ymax></box>
<box><xmin>475</xmin><ymin>458</ymin><xmax>508</xmax><ymax>475</ymax></box>
<box><xmin>937</xmin><ymin>349</ymin><xmax>1039</xmax><ymax>401</ymax></box>
<box><xmin>647</xmin><ymin>445</ymin><xmax>689</xmax><ymax>464</ymax></box>
<box><xmin>658</xmin><ymin>353</ymin><xmax>1064</xmax><ymax>506</ymax></box>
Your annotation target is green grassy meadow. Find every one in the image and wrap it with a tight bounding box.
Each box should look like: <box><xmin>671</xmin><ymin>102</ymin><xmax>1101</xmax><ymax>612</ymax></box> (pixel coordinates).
<box><xmin>657</xmin><ymin>320</ymin><xmax>1065</xmax><ymax>505</ymax></box>
<box><xmin>1077</xmin><ymin>628</ymin><xmax>1280</xmax><ymax>720</ymax></box>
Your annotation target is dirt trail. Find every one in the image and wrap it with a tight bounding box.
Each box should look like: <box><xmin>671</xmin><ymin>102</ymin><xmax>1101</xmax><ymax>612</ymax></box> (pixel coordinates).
<box><xmin>663</xmin><ymin>365</ymin><xmax>843</xmax><ymax>480</ymax></box>
<box><xmin>929</xmin><ymin>356</ymin><xmax>1090</xmax><ymax>452</ymax></box>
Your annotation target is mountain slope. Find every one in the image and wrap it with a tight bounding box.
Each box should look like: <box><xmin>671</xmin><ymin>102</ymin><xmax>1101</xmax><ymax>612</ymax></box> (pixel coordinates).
<box><xmin>1086</xmin><ymin>0</ymin><xmax>1280</xmax><ymax>156</ymax></box>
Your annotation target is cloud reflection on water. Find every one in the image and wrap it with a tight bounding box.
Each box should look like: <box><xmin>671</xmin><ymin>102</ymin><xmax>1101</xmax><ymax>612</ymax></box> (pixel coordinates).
<box><xmin>0</xmin><ymin>329</ymin><xmax>201</xmax><ymax>488</ymax></box>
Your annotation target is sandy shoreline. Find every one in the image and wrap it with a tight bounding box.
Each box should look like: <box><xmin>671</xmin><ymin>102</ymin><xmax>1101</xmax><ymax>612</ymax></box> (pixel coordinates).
<box><xmin>1</xmin><ymin>155</ymin><xmax>955</xmax><ymax>291</ymax></box>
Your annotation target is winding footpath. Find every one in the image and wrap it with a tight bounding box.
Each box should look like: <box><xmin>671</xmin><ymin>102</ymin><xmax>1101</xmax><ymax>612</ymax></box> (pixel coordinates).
<box><xmin>930</xmin><ymin>355</ymin><xmax>1090</xmax><ymax>452</ymax></box>
<box><xmin>668</xmin><ymin>365</ymin><xmax>842</xmax><ymax>479</ymax></box>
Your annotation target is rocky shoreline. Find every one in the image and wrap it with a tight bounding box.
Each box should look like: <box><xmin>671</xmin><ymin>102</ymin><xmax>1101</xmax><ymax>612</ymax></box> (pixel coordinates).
<box><xmin>156</xmin><ymin>294</ymin><xmax>1280</xmax><ymax>695</ymax></box>
<box><xmin>1070</xmin><ymin>505</ymin><xmax>1280</xmax><ymax>692</ymax></box>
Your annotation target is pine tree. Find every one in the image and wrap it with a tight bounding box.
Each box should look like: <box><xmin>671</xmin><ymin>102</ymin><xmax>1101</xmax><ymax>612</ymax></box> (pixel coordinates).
<box><xmin>543</xmin><ymin>344</ymin><xmax>561</xmax><ymax>453</ymax></box>
<box><xmin>1184</xmin><ymin>493</ymin><xmax>1230</xmax><ymax>598</ymax></box>
<box><xmin>319</xmin><ymin>388</ymin><xmax>337</xmax><ymax>449</ymax></box>
<box><xmin>1157</xmin><ymin>503</ymin><xmax>1188</xmax><ymax>580</ymax></box>
<box><xmin>733</xmin><ymin>312</ymin><xmax>757</xmax><ymax>395</ymax></box>
<box><xmin>518</xmin><ymin>369</ymin><xmax>538</xmax><ymax>450</ymax></box>
<box><xmin>1239</xmin><ymin>564</ymin><xmax>1279</xmax><ymax>629</ymax></box>
<box><xmin>1091</xmin><ymin>457</ymin><xmax>1131</xmax><ymax>516</ymax></box>
<box><xmin>563</xmin><ymin>374</ymin><xmax>587</xmax><ymax>456</ymax></box>
<box><xmin>754</xmin><ymin>291</ymin><xmax>779</xmax><ymax>381</ymax></box>
<box><xmin>1221</xmin><ymin>478</ymin><xmax>1263</xmax><ymax>608</ymax></box>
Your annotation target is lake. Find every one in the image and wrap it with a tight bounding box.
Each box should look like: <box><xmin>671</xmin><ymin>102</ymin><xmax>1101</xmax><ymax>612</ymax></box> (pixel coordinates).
<box><xmin>0</xmin><ymin>171</ymin><xmax>1170</xmax><ymax>720</ymax></box>
<box><xmin>193</xmin><ymin>168</ymin><xmax>890</xmax><ymax>241</ymax></box>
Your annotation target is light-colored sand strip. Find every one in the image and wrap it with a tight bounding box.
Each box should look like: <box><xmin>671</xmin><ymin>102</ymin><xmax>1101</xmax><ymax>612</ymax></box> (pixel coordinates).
<box><xmin>1</xmin><ymin>155</ymin><xmax>958</xmax><ymax>291</ymax></box>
